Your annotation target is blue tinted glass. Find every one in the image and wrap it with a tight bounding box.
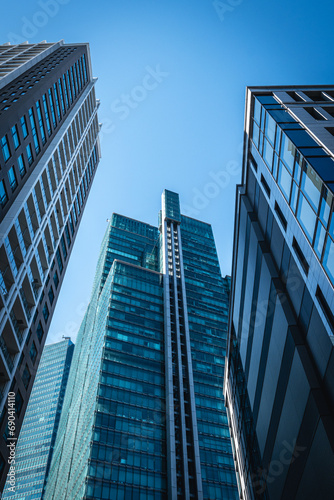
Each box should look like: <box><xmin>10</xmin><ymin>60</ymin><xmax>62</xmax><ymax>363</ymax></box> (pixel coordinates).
<box><xmin>267</xmin><ymin>109</ymin><xmax>296</xmax><ymax>123</ymax></box>
<box><xmin>253</xmin><ymin>98</ymin><xmax>261</xmax><ymax>125</ymax></box>
<box><xmin>290</xmin><ymin>181</ymin><xmax>298</xmax><ymax>213</ymax></box>
<box><xmin>11</xmin><ymin>125</ymin><xmax>20</xmax><ymax>149</ymax></box>
<box><xmin>323</xmin><ymin>236</ymin><xmax>334</xmax><ymax>284</ymax></box>
<box><xmin>314</xmin><ymin>222</ymin><xmax>326</xmax><ymax>259</ymax></box>
<box><xmin>20</xmin><ymin>116</ymin><xmax>28</xmax><ymax>138</ymax></box>
<box><xmin>18</xmin><ymin>154</ymin><xmax>26</xmax><ymax>177</ymax></box>
<box><xmin>0</xmin><ymin>180</ymin><xmax>7</xmax><ymax>207</ymax></box>
<box><xmin>263</xmin><ymin>138</ymin><xmax>274</xmax><ymax>171</ymax></box>
<box><xmin>264</xmin><ymin>113</ymin><xmax>275</xmax><ymax>145</ymax></box>
<box><xmin>297</xmin><ymin>193</ymin><xmax>317</xmax><ymax>242</ymax></box>
<box><xmin>300</xmin><ymin>164</ymin><xmax>321</xmax><ymax>213</ymax></box>
<box><xmin>252</xmin><ymin>121</ymin><xmax>259</xmax><ymax>148</ymax></box>
<box><xmin>8</xmin><ymin>167</ymin><xmax>17</xmax><ymax>191</ymax></box>
<box><xmin>320</xmin><ymin>189</ymin><xmax>333</xmax><ymax>228</ymax></box>
<box><xmin>280</xmin><ymin>133</ymin><xmax>295</xmax><ymax>173</ymax></box>
<box><xmin>284</xmin><ymin>129</ymin><xmax>319</xmax><ymax>148</ymax></box>
<box><xmin>1</xmin><ymin>135</ymin><xmax>10</xmax><ymax>161</ymax></box>
<box><xmin>277</xmin><ymin>161</ymin><xmax>291</xmax><ymax>201</ymax></box>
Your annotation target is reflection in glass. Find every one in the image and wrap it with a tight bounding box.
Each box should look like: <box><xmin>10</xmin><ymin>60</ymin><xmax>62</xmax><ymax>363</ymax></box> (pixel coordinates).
<box><xmin>275</xmin><ymin>127</ymin><xmax>281</xmax><ymax>152</ymax></box>
<box><xmin>265</xmin><ymin>113</ymin><xmax>276</xmax><ymax>145</ymax></box>
<box><xmin>278</xmin><ymin>161</ymin><xmax>291</xmax><ymax>201</ymax></box>
<box><xmin>323</xmin><ymin>236</ymin><xmax>334</xmax><ymax>284</ymax></box>
<box><xmin>252</xmin><ymin>121</ymin><xmax>259</xmax><ymax>149</ymax></box>
<box><xmin>314</xmin><ymin>221</ymin><xmax>326</xmax><ymax>259</ymax></box>
<box><xmin>319</xmin><ymin>189</ymin><xmax>332</xmax><ymax>227</ymax></box>
<box><xmin>297</xmin><ymin>193</ymin><xmax>317</xmax><ymax>242</ymax></box>
<box><xmin>273</xmin><ymin>154</ymin><xmax>279</xmax><ymax>180</ymax></box>
<box><xmin>254</xmin><ymin>98</ymin><xmax>261</xmax><ymax>125</ymax></box>
<box><xmin>263</xmin><ymin>138</ymin><xmax>274</xmax><ymax>171</ymax></box>
<box><xmin>290</xmin><ymin>181</ymin><xmax>298</xmax><ymax>213</ymax></box>
<box><xmin>280</xmin><ymin>133</ymin><xmax>295</xmax><ymax>173</ymax></box>
<box><xmin>294</xmin><ymin>152</ymin><xmax>303</xmax><ymax>184</ymax></box>
<box><xmin>300</xmin><ymin>163</ymin><xmax>321</xmax><ymax>212</ymax></box>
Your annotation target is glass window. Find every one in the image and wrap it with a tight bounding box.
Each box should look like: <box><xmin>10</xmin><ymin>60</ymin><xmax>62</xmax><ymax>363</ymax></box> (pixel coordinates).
<box><xmin>36</xmin><ymin>321</ymin><xmax>44</xmax><ymax>342</ymax></box>
<box><xmin>1</xmin><ymin>135</ymin><xmax>11</xmax><ymax>161</ymax></box>
<box><xmin>290</xmin><ymin>181</ymin><xmax>298</xmax><ymax>213</ymax></box>
<box><xmin>18</xmin><ymin>154</ymin><xmax>26</xmax><ymax>178</ymax></box>
<box><xmin>320</xmin><ymin>188</ymin><xmax>332</xmax><ymax>227</ymax></box>
<box><xmin>323</xmin><ymin>236</ymin><xmax>334</xmax><ymax>284</ymax></box>
<box><xmin>280</xmin><ymin>133</ymin><xmax>295</xmax><ymax>173</ymax></box>
<box><xmin>56</xmin><ymin>248</ymin><xmax>63</xmax><ymax>273</ymax></box>
<box><xmin>11</xmin><ymin>125</ymin><xmax>20</xmax><ymax>149</ymax></box>
<box><xmin>48</xmin><ymin>88</ymin><xmax>57</xmax><ymax>127</ymax></box>
<box><xmin>48</xmin><ymin>286</ymin><xmax>55</xmax><ymax>305</ymax></box>
<box><xmin>8</xmin><ymin>166</ymin><xmax>17</xmax><ymax>191</ymax></box>
<box><xmin>300</xmin><ymin>163</ymin><xmax>321</xmax><ymax>213</ymax></box>
<box><xmin>35</xmin><ymin>100</ymin><xmax>46</xmax><ymax>145</ymax></box>
<box><xmin>58</xmin><ymin>79</ymin><xmax>65</xmax><ymax>114</ymax></box>
<box><xmin>29</xmin><ymin>341</ymin><xmax>37</xmax><ymax>364</ymax></box>
<box><xmin>297</xmin><ymin>192</ymin><xmax>317</xmax><ymax>242</ymax></box>
<box><xmin>28</xmin><ymin>107</ymin><xmax>40</xmax><ymax>154</ymax></box>
<box><xmin>263</xmin><ymin>138</ymin><xmax>274</xmax><ymax>171</ymax></box>
<box><xmin>277</xmin><ymin>161</ymin><xmax>291</xmax><ymax>201</ymax></box>
<box><xmin>0</xmin><ymin>180</ymin><xmax>8</xmax><ymax>207</ymax></box>
<box><xmin>42</xmin><ymin>94</ymin><xmax>52</xmax><ymax>136</ymax></box>
<box><xmin>62</xmin><ymin>74</ymin><xmax>69</xmax><ymax>108</ymax></box>
<box><xmin>15</xmin><ymin>391</ymin><xmax>23</xmax><ymax>416</ymax></box>
<box><xmin>251</xmin><ymin>121</ymin><xmax>259</xmax><ymax>148</ymax></box>
<box><xmin>26</xmin><ymin>144</ymin><xmax>33</xmax><ymax>165</ymax></box>
<box><xmin>314</xmin><ymin>221</ymin><xmax>326</xmax><ymax>259</ymax></box>
<box><xmin>265</xmin><ymin>112</ymin><xmax>276</xmax><ymax>145</ymax></box>
<box><xmin>42</xmin><ymin>302</ymin><xmax>49</xmax><ymax>322</ymax></box>
<box><xmin>22</xmin><ymin>364</ymin><xmax>31</xmax><ymax>389</ymax></box>
<box><xmin>53</xmin><ymin>271</ymin><xmax>59</xmax><ymax>289</ymax></box>
<box><xmin>20</xmin><ymin>116</ymin><xmax>28</xmax><ymax>138</ymax></box>
<box><xmin>53</xmin><ymin>83</ymin><xmax>61</xmax><ymax>120</ymax></box>
<box><xmin>294</xmin><ymin>152</ymin><xmax>303</xmax><ymax>184</ymax></box>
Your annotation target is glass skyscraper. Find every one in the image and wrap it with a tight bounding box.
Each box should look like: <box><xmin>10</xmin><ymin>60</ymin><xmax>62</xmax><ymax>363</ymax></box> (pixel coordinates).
<box><xmin>0</xmin><ymin>40</ymin><xmax>100</xmax><ymax>489</ymax></box>
<box><xmin>2</xmin><ymin>338</ymin><xmax>74</xmax><ymax>499</ymax></box>
<box><xmin>44</xmin><ymin>190</ymin><xmax>238</xmax><ymax>500</ymax></box>
<box><xmin>224</xmin><ymin>87</ymin><xmax>334</xmax><ymax>499</ymax></box>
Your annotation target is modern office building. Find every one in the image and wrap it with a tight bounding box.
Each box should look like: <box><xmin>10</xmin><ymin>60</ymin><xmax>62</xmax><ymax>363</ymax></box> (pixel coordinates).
<box><xmin>2</xmin><ymin>338</ymin><xmax>74</xmax><ymax>499</ymax></box>
<box><xmin>0</xmin><ymin>40</ymin><xmax>100</xmax><ymax>490</ymax></box>
<box><xmin>224</xmin><ymin>86</ymin><xmax>334</xmax><ymax>499</ymax></box>
<box><xmin>44</xmin><ymin>190</ymin><xmax>238</xmax><ymax>500</ymax></box>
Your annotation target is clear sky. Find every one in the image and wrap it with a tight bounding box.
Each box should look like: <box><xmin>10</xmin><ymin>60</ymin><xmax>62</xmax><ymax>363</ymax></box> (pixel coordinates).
<box><xmin>2</xmin><ymin>0</ymin><xmax>334</xmax><ymax>344</ymax></box>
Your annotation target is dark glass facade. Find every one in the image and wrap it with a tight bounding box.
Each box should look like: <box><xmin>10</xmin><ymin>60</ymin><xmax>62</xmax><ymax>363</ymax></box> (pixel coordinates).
<box><xmin>0</xmin><ymin>41</ymin><xmax>100</xmax><ymax>491</ymax></box>
<box><xmin>44</xmin><ymin>190</ymin><xmax>238</xmax><ymax>499</ymax></box>
<box><xmin>224</xmin><ymin>86</ymin><xmax>334</xmax><ymax>500</ymax></box>
<box><xmin>2</xmin><ymin>339</ymin><xmax>74</xmax><ymax>499</ymax></box>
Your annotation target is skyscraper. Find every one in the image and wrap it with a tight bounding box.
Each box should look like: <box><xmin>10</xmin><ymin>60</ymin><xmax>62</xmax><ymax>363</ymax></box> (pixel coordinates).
<box><xmin>44</xmin><ymin>190</ymin><xmax>238</xmax><ymax>500</ymax></box>
<box><xmin>224</xmin><ymin>87</ymin><xmax>334</xmax><ymax>499</ymax></box>
<box><xmin>0</xmin><ymin>40</ymin><xmax>100</xmax><ymax>489</ymax></box>
<box><xmin>2</xmin><ymin>338</ymin><xmax>74</xmax><ymax>499</ymax></box>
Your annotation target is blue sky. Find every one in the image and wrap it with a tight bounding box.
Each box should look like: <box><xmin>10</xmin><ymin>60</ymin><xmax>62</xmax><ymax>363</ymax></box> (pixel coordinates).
<box><xmin>2</xmin><ymin>0</ymin><xmax>334</xmax><ymax>343</ymax></box>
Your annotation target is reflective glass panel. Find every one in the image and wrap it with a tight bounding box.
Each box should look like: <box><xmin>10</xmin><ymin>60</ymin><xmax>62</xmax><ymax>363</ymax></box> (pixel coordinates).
<box><xmin>323</xmin><ymin>236</ymin><xmax>334</xmax><ymax>284</ymax></box>
<box><xmin>300</xmin><ymin>163</ymin><xmax>321</xmax><ymax>212</ymax></box>
<box><xmin>277</xmin><ymin>161</ymin><xmax>291</xmax><ymax>201</ymax></box>
<box><xmin>314</xmin><ymin>221</ymin><xmax>326</xmax><ymax>259</ymax></box>
<box><xmin>290</xmin><ymin>181</ymin><xmax>298</xmax><ymax>213</ymax></box>
<box><xmin>319</xmin><ymin>189</ymin><xmax>333</xmax><ymax>227</ymax></box>
<box><xmin>297</xmin><ymin>192</ymin><xmax>317</xmax><ymax>242</ymax></box>
<box><xmin>252</xmin><ymin>121</ymin><xmax>259</xmax><ymax>148</ymax></box>
<box><xmin>253</xmin><ymin>98</ymin><xmax>261</xmax><ymax>125</ymax></box>
<box><xmin>280</xmin><ymin>133</ymin><xmax>295</xmax><ymax>173</ymax></box>
<box><xmin>265</xmin><ymin>112</ymin><xmax>276</xmax><ymax>145</ymax></box>
<box><xmin>263</xmin><ymin>138</ymin><xmax>274</xmax><ymax>170</ymax></box>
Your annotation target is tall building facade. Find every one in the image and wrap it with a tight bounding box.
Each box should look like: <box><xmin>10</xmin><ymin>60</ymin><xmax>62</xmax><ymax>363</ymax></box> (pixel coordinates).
<box><xmin>44</xmin><ymin>190</ymin><xmax>238</xmax><ymax>500</ymax></box>
<box><xmin>224</xmin><ymin>86</ymin><xmax>334</xmax><ymax>499</ymax></box>
<box><xmin>2</xmin><ymin>338</ymin><xmax>74</xmax><ymax>499</ymax></box>
<box><xmin>0</xmin><ymin>40</ymin><xmax>100</xmax><ymax>489</ymax></box>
